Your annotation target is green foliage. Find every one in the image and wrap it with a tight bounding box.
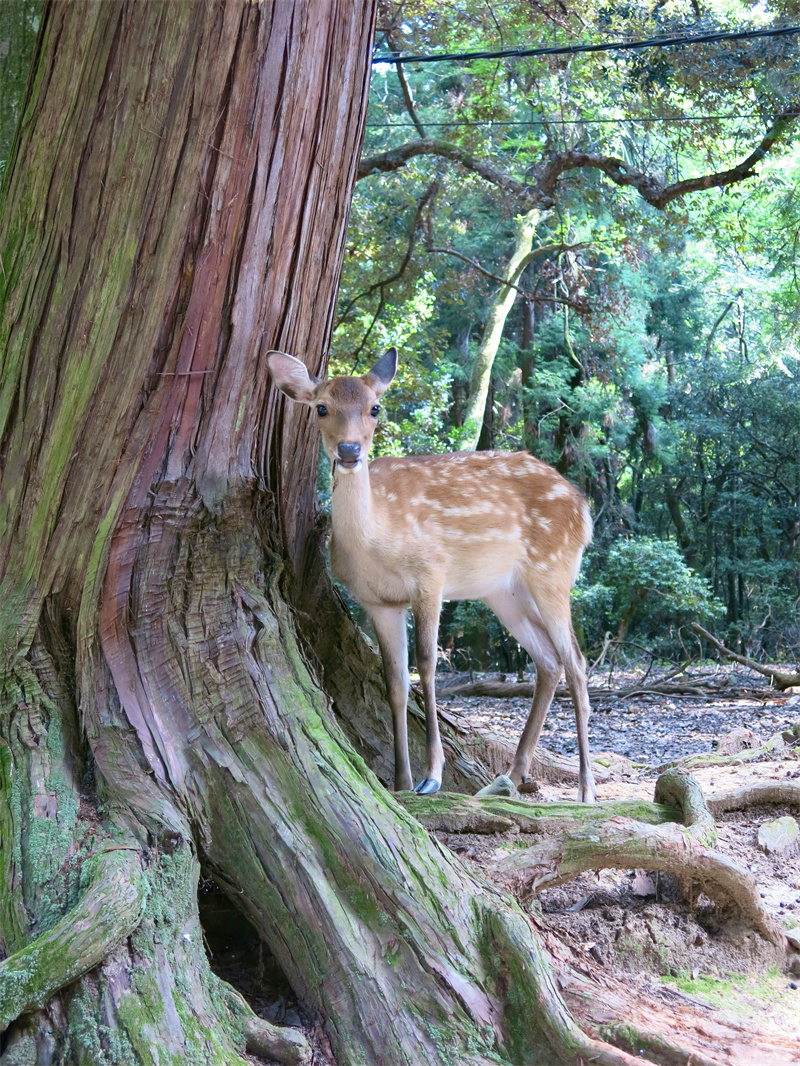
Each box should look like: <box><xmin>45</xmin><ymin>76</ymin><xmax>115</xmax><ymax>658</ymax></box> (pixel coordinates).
<box><xmin>332</xmin><ymin>0</ymin><xmax>800</xmax><ymax>665</ymax></box>
<box><xmin>578</xmin><ymin>537</ymin><xmax>723</xmax><ymax>647</ymax></box>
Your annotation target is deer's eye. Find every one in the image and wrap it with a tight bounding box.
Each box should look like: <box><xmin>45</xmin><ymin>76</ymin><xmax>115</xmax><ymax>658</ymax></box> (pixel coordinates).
<box><xmin>370</xmin><ymin>405</ymin><xmax>380</xmax><ymax>418</ymax></box>
<box><xmin>316</xmin><ymin>404</ymin><xmax>328</xmax><ymax>417</ymax></box>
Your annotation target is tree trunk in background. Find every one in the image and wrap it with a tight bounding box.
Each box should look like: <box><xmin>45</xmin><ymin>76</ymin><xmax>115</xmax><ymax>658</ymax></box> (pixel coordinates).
<box><xmin>458</xmin><ymin>208</ymin><xmax>545</xmax><ymax>450</ymax></box>
<box><xmin>520</xmin><ymin>298</ymin><xmax>537</xmax><ymax>451</ymax></box>
<box><xmin>0</xmin><ymin>4</ymin><xmax>631</xmax><ymax>1065</ymax></box>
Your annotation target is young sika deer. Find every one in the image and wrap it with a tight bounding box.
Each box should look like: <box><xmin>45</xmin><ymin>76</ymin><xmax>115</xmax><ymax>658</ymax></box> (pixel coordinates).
<box><xmin>267</xmin><ymin>347</ymin><xmax>597</xmax><ymax>801</ymax></box>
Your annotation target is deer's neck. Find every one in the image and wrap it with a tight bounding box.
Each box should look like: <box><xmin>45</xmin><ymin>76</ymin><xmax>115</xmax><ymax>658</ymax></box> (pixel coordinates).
<box><xmin>330</xmin><ymin>460</ymin><xmax>374</xmax><ymax>546</ymax></box>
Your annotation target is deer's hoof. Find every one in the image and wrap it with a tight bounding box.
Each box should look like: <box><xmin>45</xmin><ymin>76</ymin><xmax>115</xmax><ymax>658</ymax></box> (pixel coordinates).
<box><xmin>413</xmin><ymin>776</ymin><xmax>441</xmax><ymax>795</ymax></box>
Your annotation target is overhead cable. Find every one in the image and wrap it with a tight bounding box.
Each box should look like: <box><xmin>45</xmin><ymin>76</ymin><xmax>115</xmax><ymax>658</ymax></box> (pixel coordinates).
<box><xmin>366</xmin><ymin>115</ymin><xmax>756</xmax><ymax>128</ymax></box>
<box><xmin>372</xmin><ymin>24</ymin><xmax>800</xmax><ymax>66</ymax></box>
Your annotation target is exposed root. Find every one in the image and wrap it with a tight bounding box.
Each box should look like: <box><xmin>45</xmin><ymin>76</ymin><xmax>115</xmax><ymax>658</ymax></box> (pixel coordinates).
<box><xmin>555</xmin><ymin>959</ymin><xmax>800</xmax><ymax>1066</ymax></box>
<box><xmin>706</xmin><ymin>780</ymin><xmax>800</xmax><ymax>815</ymax></box>
<box><xmin>598</xmin><ymin>1020</ymin><xmax>723</xmax><ymax>1066</ymax></box>
<box><xmin>482</xmin><ymin>905</ymin><xmax>654</xmax><ymax>1066</ymax></box>
<box><xmin>653</xmin><ymin>768</ymin><xmax>716</xmax><ymax>845</ymax></box>
<box><xmin>397</xmin><ymin>792</ymin><xmax>680</xmax><ymax>835</ymax></box>
<box><xmin>245</xmin><ymin>1017</ymin><xmax>311</xmax><ymax>1065</ymax></box>
<box><xmin>0</xmin><ymin>847</ymin><xmax>145</xmax><ymax>1031</ymax></box>
<box><xmin>656</xmin><ymin>733</ymin><xmax>786</xmax><ymax>772</ymax></box>
<box><xmin>495</xmin><ymin>771</ymin><xmax>787</xmax><ymax>949</ymax></box>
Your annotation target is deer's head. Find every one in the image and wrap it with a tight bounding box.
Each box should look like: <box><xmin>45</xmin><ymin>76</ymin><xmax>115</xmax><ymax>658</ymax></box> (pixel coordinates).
<box><xmin>267</xmin><ymin>348</ymin><xmax>397</xmax><ymax>473</ymax></box>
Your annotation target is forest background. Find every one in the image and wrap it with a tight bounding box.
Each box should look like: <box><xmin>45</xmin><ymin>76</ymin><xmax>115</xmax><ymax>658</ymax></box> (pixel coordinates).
<box><xmin>2</xmin><ymin>0</ymin><xmax>799</xmax><ymax>673</ymax></box>
<box><xmin>333</xmin><ymin>0</ymin><xmax>800</xmax><ymax>674</ymax></box>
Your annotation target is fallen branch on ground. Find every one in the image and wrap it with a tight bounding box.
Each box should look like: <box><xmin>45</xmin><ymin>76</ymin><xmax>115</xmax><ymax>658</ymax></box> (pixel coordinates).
<box><xmin>692</xmin><ymin>624</ymin><xmax>800</xmax><ymax>691</ymax></box>
<box><xmin>436</xmin><ymin>677</ymin><xmax>769</xmax><ymax>701</ymax></box>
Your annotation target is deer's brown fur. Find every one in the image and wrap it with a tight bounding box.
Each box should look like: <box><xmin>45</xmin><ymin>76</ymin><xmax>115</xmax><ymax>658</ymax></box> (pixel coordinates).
<box><xmin>267</xmin><ymin>348</ymin><xmax>596</xmax><ymax>800</ymax></box>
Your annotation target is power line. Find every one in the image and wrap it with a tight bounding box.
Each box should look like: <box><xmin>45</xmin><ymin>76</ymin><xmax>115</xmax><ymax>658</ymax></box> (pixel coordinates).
<box><xmin>372</xmin><ymin>24</ymin><xmax>800</xmax><ymax>66</ymax></box>
<box><xmin>366</xmin><ymin>115</ymin><xmax>755</xmax><ymax>128</ymax></box>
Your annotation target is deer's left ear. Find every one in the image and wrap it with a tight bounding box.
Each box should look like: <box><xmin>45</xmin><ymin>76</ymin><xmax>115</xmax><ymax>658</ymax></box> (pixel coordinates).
<box><xmin>363</xmin><ymin>347</ymin><xmax>398</xmax><ymax>397</ymax></box>
<box><xmin>267</xmin><ymin>351</ymin><xmax>320</xmax><ymax>404</ymax></box>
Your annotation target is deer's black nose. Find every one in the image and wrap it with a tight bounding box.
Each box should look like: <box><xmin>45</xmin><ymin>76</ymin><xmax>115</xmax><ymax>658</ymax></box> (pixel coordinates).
<box><xmin>337</xmin><ymin>442</ymin><xmax>361</xmax><ymax>464</ymax></box>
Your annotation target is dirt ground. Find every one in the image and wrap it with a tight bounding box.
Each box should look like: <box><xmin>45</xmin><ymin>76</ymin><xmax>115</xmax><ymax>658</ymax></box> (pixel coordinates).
<box><xmin>436</xmin><ymin>664</ymin><xmax>800</xmax><ymax>1064</ymax></box>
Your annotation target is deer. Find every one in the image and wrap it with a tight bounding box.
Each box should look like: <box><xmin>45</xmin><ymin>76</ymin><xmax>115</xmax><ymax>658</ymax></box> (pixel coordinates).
<box><xmin>267</xmin><ymin>347</ymin><xmax>597</xmax><ymax>802</ymax></box>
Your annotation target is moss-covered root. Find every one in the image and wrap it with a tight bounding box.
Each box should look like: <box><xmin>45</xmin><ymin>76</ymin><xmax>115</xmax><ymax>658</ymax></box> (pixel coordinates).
<box><xmin>496</xmin><ymin>820</ymin><xmax>786</xmax><ymax>948</ymax></box>
<box><xmin>244</xmin><ymin>1017</ymin><xmax>311</xmax><ymax>1065</ymax></box>
<box><xmin>706</xmin><ymin>779</ymin><xmax>800</xmax><ymax>815</ymax></box>
<box><xmin>482</xmin><ymin>906</ymin><xmax>655</xmax><ymax>1066</ymax></box>
<box><xmin>218</xmin><ymin>984</ymin><xmax>311</xmax><ymax>1065</ymax></box>
<box><xmin>600</xmin><ymin>1021</ymin><xmax>723</xmax><ymax>1066</ymax></box>
<box><xmin>0</xmin><ymin>846</ymin><xmax>144</xmax><ymax>1030</ymax></box>
<box><xmin>653</xmin><ymin>768</ymin><xmax>716</xmax><ymax>846</ymax></box>
<box><xmin>397</xmin><ymin>792</ymin><xmax>680</xmax><ymax>835</ymax></box>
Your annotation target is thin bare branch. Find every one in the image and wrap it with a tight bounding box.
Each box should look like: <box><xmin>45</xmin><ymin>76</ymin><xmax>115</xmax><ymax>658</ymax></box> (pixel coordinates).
<box><xmin>337</xmin><ymin>181</ymin><xmax>439</xmax><ymax>324</ymax></box>
<box><xmin>386</xmin><ymin>28</ymin><xmax>427</xmax><ymax>139</ymax></box>
<box><xmin>692</xmin><ymin>623</ymin><xmax>800</xmax><ymax>690</ymax></box>
<box><xmin>429</xmin><ymin>242</ymin><xmax>586</xmax><ymax>308</ymax></box>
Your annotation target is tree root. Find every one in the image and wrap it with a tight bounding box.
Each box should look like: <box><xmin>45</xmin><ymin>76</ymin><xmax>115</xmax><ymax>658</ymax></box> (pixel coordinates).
<box><xmin>481</xmin><ymin>906</ymin><xmax>653</xmax><ymax>1066</ymax></box>
<box><xmin>706</xmin><ymin>779</ymin><xmax>800</xmax><ymax>815</ymax></box>
<box><xmin>398</xmin><ymin>792</ymin><xmax>681</xmax><ymax>835</ymax></box>
<box><xmin>457</xmin><ymin>727</ymin><xmax>616</xmax><ymax>789</ymax></box>
<box><xmin>555</xmin><ymin>959</ymin><xmax>800</xmax><ymax>1066</ymax></box>
<box><xmin>0</xmin><ymin>847</ymin><xmax>145</xmax><ymax>1031</ymax></box>
<box><xmin>656</xmin><ymin>732</ymin><xmax>786</xmax><ymax>773</ymax></box>
<box><xmin>599</xmin><ymin>1020</ymin><xmax>723</xmax><ymax>1066</ymax></box>
<box><xmin>495</xmin><ymin>770</ymin><xmax>787</xmax><ymax>949</ymax></box>
<box><xmin>245</xmin><ymin>1017</ymin><xmax>311</xmax><ymax>1065</ymax></box>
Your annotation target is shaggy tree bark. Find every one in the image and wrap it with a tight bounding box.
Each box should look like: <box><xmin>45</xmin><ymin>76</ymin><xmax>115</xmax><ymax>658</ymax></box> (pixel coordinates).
<box><xmin>0</xmin><ymin>4</ymin><xmax>647</xmax><ymax>1065</ymax></box>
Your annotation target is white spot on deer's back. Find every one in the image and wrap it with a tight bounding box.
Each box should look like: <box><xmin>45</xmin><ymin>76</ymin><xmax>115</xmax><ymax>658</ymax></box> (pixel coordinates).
<box><xmin>546</xmin><ymin>483</ymin><xmax>571</xmax><ymax>499</ymax></box>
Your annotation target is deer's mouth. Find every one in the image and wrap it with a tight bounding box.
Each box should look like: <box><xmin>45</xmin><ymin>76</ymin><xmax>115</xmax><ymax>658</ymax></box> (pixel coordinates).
<box><xmin>335</xmin><ymin>457</ymin><xmax>362</xmax><ymax>472</ymax></box>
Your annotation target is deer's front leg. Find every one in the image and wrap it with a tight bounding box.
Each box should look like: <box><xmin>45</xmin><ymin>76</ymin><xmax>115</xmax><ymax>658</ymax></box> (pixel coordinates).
<box><xmin>370</xmin><ymin>605</ymin><xmax>413</xmax><ymax>792</ymax></box>
<box><xmin>412</xmin><ymin>596</ymin><xmax>445</xmax><ymax>795</ymax></box>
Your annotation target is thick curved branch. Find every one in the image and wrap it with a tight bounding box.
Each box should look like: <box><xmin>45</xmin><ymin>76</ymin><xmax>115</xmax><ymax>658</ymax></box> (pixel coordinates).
<box><xmin>358</xmin><ymin>138</ymin><xmax>530</xmax><ymax>198</ymax></box>
<box><xmin>0</xmin><ymin>847</ymin><xmax>145</xmax><ymax>1030</ymax></box>
<box><xmin>538</xmin><ymin>110</ymin><xmax>797</xmax><ymax>208</ymax></box>
<box><xmin>359</xmin><ymin>110</ymin><xmax>799</xmax><ymax>211</ymax></box>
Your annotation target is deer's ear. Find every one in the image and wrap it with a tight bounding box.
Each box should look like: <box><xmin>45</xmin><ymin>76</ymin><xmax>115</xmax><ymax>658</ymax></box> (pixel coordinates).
<box><xmin>363</xmin><ymin>347</ymin><xmax>397</xmax><ymax>397</ymax></box>
<box><xmin>267</xmin><ymin>351</ymin><xmax>319</xmax><ymax>404</ymax></box>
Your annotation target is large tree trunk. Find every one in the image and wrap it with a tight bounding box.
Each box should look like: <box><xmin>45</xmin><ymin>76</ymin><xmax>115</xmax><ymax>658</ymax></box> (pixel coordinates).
<box><xmin>0</xmin><ymin>4</ymin><xmax>640</xmax><ymax>1065</ymax></box>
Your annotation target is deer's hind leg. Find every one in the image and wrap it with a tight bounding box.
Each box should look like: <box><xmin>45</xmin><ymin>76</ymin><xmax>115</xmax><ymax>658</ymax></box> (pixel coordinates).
<box><xmin>483</xmin><ymin>586</ymin><xmax>562</xmax><ymax>787</ymax></box>
<box><xmin>370</xmin><ymin>605</ymin><xmax>413</xmax><ymax>792</ymax></box>
<box><xmin>534</xmin><ymin>589</ymin><xmax>597</xmax><ymax>803</ymax></box>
